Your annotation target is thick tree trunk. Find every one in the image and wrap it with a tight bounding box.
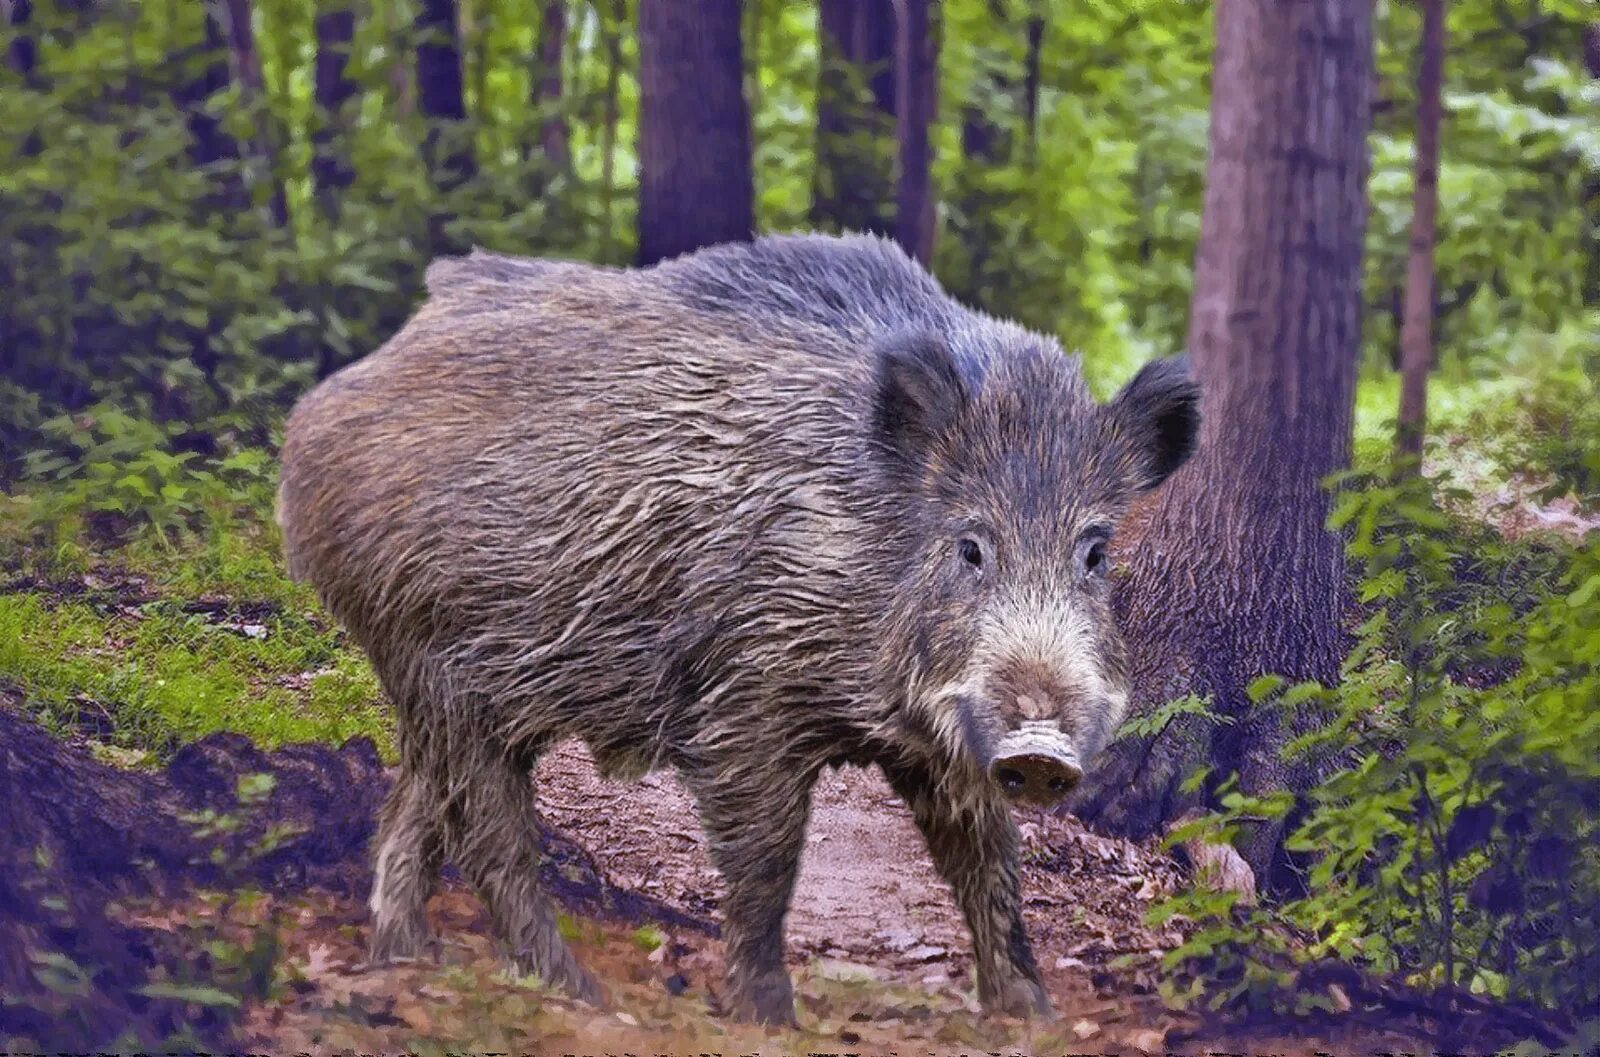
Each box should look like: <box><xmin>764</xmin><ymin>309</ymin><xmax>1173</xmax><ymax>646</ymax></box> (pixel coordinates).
<box><xmin>312</xmin><ymin>6</ymin><xmax>358</xmax><ymax>205</ymax></box>
<box><xmin>636</xmin><ymin>0</ymin><xmax>754</xmax><ymax>265</ymax></box>
<box><xmin>1071</xmin><ymin>0</ymin><xmax>1373</xmax><ymax>885</ymax></box>
<box><xmin>535</xmin><ymin>0</ymin><xmax>570</xmax><ymax>178</ymax></box>
<box><xmin>416</xmin><ymin>0</ymin><xmax>474</xmax><ymax>190</ymax></box>
<box><xmin>894</xmin><ymin>0</ymin><xmax>938</xmax><ymax>265</ymax></box>
<box><xmin>813</xmin><ymin>0</ymin><xmax>897</xmax><ymax>234</ymax></box>
<box><xmin>1396</xmin><ymin>0</ymin><xmax>1446</xmax><ymax>461</ymax></box>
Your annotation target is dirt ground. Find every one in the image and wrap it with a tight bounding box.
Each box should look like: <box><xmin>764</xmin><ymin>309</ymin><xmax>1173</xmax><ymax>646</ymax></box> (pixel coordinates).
<box><xmin>229</xmin><ymin>740</ymin><xmax>1444</xmax><ymax>1055</ymax></box>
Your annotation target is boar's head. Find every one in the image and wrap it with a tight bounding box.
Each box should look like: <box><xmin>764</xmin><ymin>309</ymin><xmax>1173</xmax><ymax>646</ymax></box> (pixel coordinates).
<box><xmin>874</xmin><ymin>332</ymin><xmax>1200</xmax><ymax>806</ymax></box>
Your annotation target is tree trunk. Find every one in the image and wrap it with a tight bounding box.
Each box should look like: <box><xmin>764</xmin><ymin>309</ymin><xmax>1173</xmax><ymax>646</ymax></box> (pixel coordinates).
<box><xmin>1022</xmin><ymin>9</ymin><xmax>1043</xmax><ymax>159</ymax></box>
<box><xmin>416</xmin><ymin>0</ymin><xmax>474</xmax><ymax>190</ymax></box>
<box><xmin>636</xmin><ymin>0</ymin><xmax>754</xmax><ymax>265</ymax></box>
<box><xmin>813</xmin><ymin>0</ymin><xmax>897</xmax><ymax>234</ymax></box>
<box><xmin>600</xmin><ymin>0</ymin><xmax>624</xmax><ymax>257</ymax></box>
<box><xmin>535</xmin><ymin>0</ymin><xmax>570</xmax><ymax>178</ymax></box>
<box><xmin>959</xmin><ymin>0</ymin><xmax>1011</xmax><ymax>167</ymax></box>
<box><xmin>173</xmin><ymin>4</ymin><xmax>238</xmax><ymax>170</ymax></box>
<box><xmin>312</xmin><ymin>6</ymin><xmax>358</xmax><ymax>206</ymax></box>
<box><xmin>214</xmin><ymin>0</ymin><xmax>288</xmax><ymax>226</ymax></box>
<box><xmin>894</xmin><ymin>0</ymin><xmax>938</xmax><ymax>265</ymax></box>
<box><xmin>1396</xmin><ymin>0</ymin><xmax>1446</xmax><ymax>461</ymax></box>
<box><xmin>1583</xmin><ymin>24</ymin><xmax>1599</xmax><ymax>310</ymax></box>
<box><xmin>1071</xmin><ymin>0</ymin><xmax>1374</xmax><ymax>885</ymax></box>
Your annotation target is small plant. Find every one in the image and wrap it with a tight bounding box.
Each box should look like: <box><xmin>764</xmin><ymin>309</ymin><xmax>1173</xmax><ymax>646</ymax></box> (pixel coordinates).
<box><xmin>1153</xmin><ymin>470</ymin><xmax>1600</xmax><ymax>1024</ymax></box>
<box><xmin>19</xmin><ymin>403</ymin><xmax>279</xmax><ymax>546</ymax></box>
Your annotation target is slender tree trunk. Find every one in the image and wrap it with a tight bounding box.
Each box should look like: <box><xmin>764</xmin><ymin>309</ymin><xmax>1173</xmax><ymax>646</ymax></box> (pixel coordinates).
<box><xmin>1396</xmin><ymin>0</ymin><xmax>1446</xmax><ymax>461</ymax></box>
<box><xmin>217</xmin><ymin>0</ymin><xmax>288</xmax><ymax>225</ymax></box>
<box><xmin>1071</xmin><ymin>0</ymin><xmax>1374</xmax><ymax>886</ymax></box>
<box><xmin>312</xmin><ymin>6</ymin><xmax>357</xmax><ymax>206</ymax></box>
<box><xmin>534</xmin><ymin>0</ymin><xmax>570</xmax><ymax>178</ymax></box>
<box><xmin>1583</xmin><ymin>25</ymin><xmax>1599</xmax><ymax>310</ymax></box>
<box><xmin>813</xmin><ymin>0</ymin><xmax>897</xmax><ymax>234</ymax></box>
<box><xmin>600</xmin><ymin>0</ymin><xmax>624</xmax><ymax>257</ymax></box>
<box><xmin>636</xmin><ymin>0</ymin><xmax>754</xmax><ymax>265</ymax></box>
<box><xmin>388</xmin><ymin>0</ymin><xmax>416</xmax><ymax>119</ymax></box>
<box><xmin>174</xmin><ymin>5</ymin><xmax>237</xmax><ymax>170</ymax></box>
<box><xmin>416</xmin><ymin>0</ymin><xmax>473</xmax><ymax>191</ymax></box>
<box><xmin>894</xmin><ymin>0</ymin><xmax>938</xmax><ymax>265</ymax></box>
<box><xmin>1022</xmin><ymin>9</ymin><xmax>1043</xmax><ymax>159</ymax></box>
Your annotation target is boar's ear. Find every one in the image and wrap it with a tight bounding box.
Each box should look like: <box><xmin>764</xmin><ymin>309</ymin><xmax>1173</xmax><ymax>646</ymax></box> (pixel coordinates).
<box><xmin>873</xmin><ymin>331</ymin><xmax>970</xmax><ymax>469</ymax></box>
<box><xmin>1106</xmin><ymin>356</ymin><xmax>1201</xmax><ymax>491</ymax></box>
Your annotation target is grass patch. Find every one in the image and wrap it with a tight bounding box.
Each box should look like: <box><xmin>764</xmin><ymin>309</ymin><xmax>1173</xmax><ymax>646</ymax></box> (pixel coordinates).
<box><xmin>0</xmin><ymin>524</ymin><xmax>390</xmax><ymax>760</ymax></box>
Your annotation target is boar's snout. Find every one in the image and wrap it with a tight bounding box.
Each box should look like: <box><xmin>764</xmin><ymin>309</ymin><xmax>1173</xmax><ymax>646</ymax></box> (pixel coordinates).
<box><xmin>989</xmin><ymin>724</ymin><xmax>1084</xmax><ymax>806</ymax></box>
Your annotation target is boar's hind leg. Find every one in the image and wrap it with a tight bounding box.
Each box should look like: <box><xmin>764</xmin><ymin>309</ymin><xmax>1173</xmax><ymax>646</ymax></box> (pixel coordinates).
<box><xmin>686</xmin><ymin>759</ymin><xmax>818</xmax><ymax>1026</ymax></box>
<box><xmin>884</xmin><ymin>763</ymin><xmax>1054</xmax><ymax>1020</ymax></box>
<box><xmin>445</xmin><ymin>741</ymin><xmax>602</xmax><ymax>1004</ymax></box>
<box><xmin>369</xmin><ymin>762</ymin><xmax>445</xmax><ymax>963</ymax></box>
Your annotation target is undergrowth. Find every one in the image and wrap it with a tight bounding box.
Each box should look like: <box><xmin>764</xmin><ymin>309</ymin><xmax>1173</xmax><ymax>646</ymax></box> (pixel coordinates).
<box><xmin>1152</xmin><ymin>467</ymin><xmax>1599</xmax><ymax>1038</ymax></box>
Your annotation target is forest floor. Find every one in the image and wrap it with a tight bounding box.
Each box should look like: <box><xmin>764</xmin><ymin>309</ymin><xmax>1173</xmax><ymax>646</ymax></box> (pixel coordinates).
<box><xmin>3</xmin><ymin>459</ymin><xmax>1591</xmax><ymax>1053</ymax></box>
<box><xmin>142</xmin><ymin>740</ymin><xmax>1442</xmax><ymax>1055</ymax></box>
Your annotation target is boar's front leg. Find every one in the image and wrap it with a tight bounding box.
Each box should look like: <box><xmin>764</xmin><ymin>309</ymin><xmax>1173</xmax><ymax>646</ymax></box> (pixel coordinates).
<box><xmin>884</xmin><ymin>761</ymin><xmax>1054</xmax><ymax>1019</ymax></box>
<box><xmin>685</xmin><ymin>754</ymin><xmax>818</xmax><ymax>1026</ymax></box>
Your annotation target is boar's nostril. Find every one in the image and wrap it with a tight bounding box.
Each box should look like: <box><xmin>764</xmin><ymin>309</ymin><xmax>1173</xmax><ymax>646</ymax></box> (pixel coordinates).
<box><xmin>996</xmin><ymin>766</ymin><xmax>1027</xmax><ymax>793</ymax></box>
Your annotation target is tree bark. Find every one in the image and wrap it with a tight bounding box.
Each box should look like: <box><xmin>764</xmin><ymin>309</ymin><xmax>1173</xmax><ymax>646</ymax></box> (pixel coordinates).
<box><xmin>813</xmin><ymin>0</ymin><xmax>897</xmax><ymax>234</ymax></box>
<box><xmin>416</xmin><ymin>0</ymin><xmax>474</xmax><ymax>190</ymax></box>
<box><xmin>1022</xmin><ymin>8</ymin><xmax>1043</xmax><ymax>159</ymax></box>
<box><xmin>312</xmin><ymin>6</ymin><xmax>358</xmax><ymax>205</ymax></box>
<box><xmin>1071</xmin><ymin>0</ymin><xmax>1374</xmax><ymax>885</ymax></box>
<box><xmin>535</xmin><ymin>0</ymin><xmax>570</xmax><ymax>178</ymax></box>
<box><xmin>636</xmin><ymin>0</ymin><xmax>754</xmax><ymax>265</ymax></box>
<box><xmin>1396</xmin><ymin>0</ymin><xmax>1446</xmax><ymax>461</ymax></box>
<box><xmin>894</xmin><ymin>0</ymin><xmax>938</xmax><ymax>265</ymax></box>
<box><xmin>600</xmin><ymin>0</ymin><xmax>625</xmax><ymax>256</ymax></box>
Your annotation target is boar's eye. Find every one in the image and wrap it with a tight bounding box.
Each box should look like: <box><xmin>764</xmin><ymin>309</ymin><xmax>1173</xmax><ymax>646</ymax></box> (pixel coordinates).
<box><xmin>956</xmin><ymin>536</ymin><xmax>985</xmax><ymax>572</ymax></box>
<box><xmin>1076</xmin><ymin>533</ymin><xmax>1110</xmax><ymax>579</ymax></box>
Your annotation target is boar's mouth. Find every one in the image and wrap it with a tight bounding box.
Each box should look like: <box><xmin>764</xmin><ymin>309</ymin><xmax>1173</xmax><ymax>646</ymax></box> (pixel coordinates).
<box><xmin>988</xmin><ymin>723</ymin><xmax>1084</xmax><ymax>806</ymax></box>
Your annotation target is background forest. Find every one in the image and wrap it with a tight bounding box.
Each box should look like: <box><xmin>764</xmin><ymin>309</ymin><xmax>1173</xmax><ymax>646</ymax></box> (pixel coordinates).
<box><xmin>1</xmin><ymin>0</ymin><xmax>1598</xmax><ymax>1051</ymax></box>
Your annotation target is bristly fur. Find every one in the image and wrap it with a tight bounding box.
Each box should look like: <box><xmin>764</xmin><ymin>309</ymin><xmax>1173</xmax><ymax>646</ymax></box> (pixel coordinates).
<box><xmin>276</xmin><ymin>232</ymin><xmax>1199</xmax><ymax>1024</ymax></box>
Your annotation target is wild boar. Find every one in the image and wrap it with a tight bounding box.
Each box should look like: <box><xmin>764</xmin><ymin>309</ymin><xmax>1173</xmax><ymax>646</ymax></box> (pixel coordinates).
<box><xmin>276</xmin><ymin>233</ymin><xmax>1199</xmax><ymax>1024</ymax></box>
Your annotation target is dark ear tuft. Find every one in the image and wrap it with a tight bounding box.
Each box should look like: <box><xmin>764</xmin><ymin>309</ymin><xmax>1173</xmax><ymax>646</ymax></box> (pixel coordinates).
<box><xmin>1107</xmin><ymin>356</ymin><xmax>1201</xmax><ymax>491</ymax></box>
<box><xmin>873</xmin><ymin>331</ymin><xmax>970</xmax><ymax>469</ymax></box>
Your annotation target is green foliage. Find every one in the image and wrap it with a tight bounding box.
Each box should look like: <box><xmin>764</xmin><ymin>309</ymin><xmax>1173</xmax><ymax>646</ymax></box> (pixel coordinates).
<box><xmin>1155</xmin><ymin>471</ymin><xmax>1599</xmax><ymax>1020</ymax></box>
<box><xmin>0</xmin><ymin>574</ymin><xmax>388</xmax><ymax>760</ymax></box>
<box><xmin>17</xmin><ymin>403</ymin><xmax>278</xmax><ymax>545</ymax></box>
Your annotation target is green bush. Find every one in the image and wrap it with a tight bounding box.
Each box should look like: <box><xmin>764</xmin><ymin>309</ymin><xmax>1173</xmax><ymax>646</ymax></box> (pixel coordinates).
<box><xmin>1155</xmin><ymin>470</ymin><xmax>1599</xmax><ymax>1022</ymax></box>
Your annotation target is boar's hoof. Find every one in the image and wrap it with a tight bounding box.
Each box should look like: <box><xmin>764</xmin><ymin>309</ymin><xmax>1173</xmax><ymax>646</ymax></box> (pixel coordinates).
<box><xmin>508</xmin><ymin>948</ymin><xmax>605</xmax><ymax>1007</ymax></box>
<box><xmin>725</xmin><ymin>971</ymin><xmax>799</xmax><ymax>1027</ymax></box>
<box><xmin>368</xmin><ymin>921</ymin><xmax>437</xmax><ymax>966</ymax></box>
<box><xmin>983</xmin><ymin>975</ymin><xmax>1056</xmax><ymax>1021</ymax></box>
